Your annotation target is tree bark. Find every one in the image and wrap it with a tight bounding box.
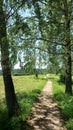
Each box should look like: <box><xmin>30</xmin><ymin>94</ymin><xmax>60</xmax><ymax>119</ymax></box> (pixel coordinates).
<box><xmin>0</xmin><ymin>0</ymin><xmax>20</xmax><ymax>118</ymax></box>
<box><xmin>64</xmin><ymin>0</ymin><xmax>72</xmax><ymax>94</ymax></box>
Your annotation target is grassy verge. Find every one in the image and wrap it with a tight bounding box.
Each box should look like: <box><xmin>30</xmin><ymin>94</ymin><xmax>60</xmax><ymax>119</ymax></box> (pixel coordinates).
<box><xmin>0</xmin><ymin>75</ymin><xmax>47</xmax><ymax>130</ymax></box>
<box><xmin>49</xmin><ymin>74</ymin><xmax>73</xmax><ymax>130</ymax></box>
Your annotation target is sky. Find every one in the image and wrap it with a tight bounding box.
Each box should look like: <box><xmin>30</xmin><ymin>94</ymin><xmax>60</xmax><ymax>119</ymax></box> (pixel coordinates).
<box><xmin>14</xmin><ymin>62</ymin><xmax>20</xmax><ymax>69</ymax></box>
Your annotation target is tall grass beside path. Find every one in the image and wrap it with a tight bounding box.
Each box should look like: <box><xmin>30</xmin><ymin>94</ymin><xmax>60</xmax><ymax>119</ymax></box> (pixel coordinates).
<box><xmin>49</xmin><ymin>74</ymin><xmax>73</xmax><ymax>130</ymax></box>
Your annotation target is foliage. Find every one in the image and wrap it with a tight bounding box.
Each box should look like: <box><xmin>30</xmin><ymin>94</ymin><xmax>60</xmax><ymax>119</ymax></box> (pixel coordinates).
<box><xmin>0</xmin><ymin>75</ymin><xmax>47</xmax><ymax>130</ymax></box>
<box><xmin>3</xmin><ymin>0</ymin><xmax>73</xmax><ymax>81</ymax></box>
<box><xmin>59</xmin><ymin>74</ymin><xmax>65</xmax><ymax>83</ymax></box>
<box><xmin>66</xmin><ymin>119</ymin><xmax>73</xmax><ymax>130</ymax></box>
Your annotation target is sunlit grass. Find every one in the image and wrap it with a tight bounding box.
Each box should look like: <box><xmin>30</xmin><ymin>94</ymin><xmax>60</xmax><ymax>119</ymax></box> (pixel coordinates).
<box><xmin>0</xmin><ymin>74</ymin><xmax>47</xmax><ymax>130</ymax></box>
<box><xmin>13</xmin><ymin>75</ymin><xmax>46</xmax><ymax>93</ymax></box>
<box><xmin>49</xmin><ymin>74</ymin><xmax>65</xmax><ymax>94</ymax></box>
<box><xmin>0</xmin><ymin>77</ymin><xmax>5</xmax><ymax>99</ymax></box>
<box><xmin>13</xmin><ymin>75</ymin><xmax>47</xmax><ymax>120</ymax></box>
<box><xmin>0</xmin><ymin>75</ymin><xmax>47</xmax><ymax>99</ymax></box>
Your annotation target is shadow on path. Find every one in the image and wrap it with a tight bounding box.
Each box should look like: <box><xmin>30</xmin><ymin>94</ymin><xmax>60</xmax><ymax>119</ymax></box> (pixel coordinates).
<box><xmin>26</xmin><ymin>81</ymin><xmax>67</xmax><ymax>130</ymax></box>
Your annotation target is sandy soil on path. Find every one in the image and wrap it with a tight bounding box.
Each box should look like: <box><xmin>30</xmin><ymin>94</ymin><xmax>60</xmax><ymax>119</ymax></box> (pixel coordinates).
<box><xmin>26</xmin><ymin>81</ymin><xmax>67</xmax><ymax>130</ymax></box>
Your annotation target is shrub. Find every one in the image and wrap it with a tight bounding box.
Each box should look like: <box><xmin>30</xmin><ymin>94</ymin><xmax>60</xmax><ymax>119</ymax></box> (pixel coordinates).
<box><xmin>59</xmin><ymin>74</ymin><xmax>65</xmax><ymax>83</ymax></box>
<box><xmin>61</xmin><ymin>97</ymin><xmax>73</xmax><ymax>121</ymax></box>
<box><xmin>66</xmin><ymin>119</ymin><xmax>73</xmax><ymax>130</ymax></box>
<box><xmin>10</xmin><ymin>116</ymin><xmax>21</xmax><ymax>130</ymax></box>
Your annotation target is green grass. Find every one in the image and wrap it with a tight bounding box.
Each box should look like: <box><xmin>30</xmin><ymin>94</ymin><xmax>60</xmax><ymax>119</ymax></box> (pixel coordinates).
<box><xmin>1</xmin><ymin>74</ymin><xmax>73</xmax><ymax>130</ymax></box>
<box><xmin>0</xmin><ymin>75</ymin><xmax>47</xmax><ymax>130</ymax></box>
<box><xmin>50</xmin><ymin>74</ymin><xmax>73</xmax><ymax>130</ymax></box>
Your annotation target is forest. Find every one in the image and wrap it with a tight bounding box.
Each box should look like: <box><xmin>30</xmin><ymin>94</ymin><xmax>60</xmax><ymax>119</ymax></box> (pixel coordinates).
<box><xmin>0</xmin><ymin>0</ymin><xmax>73</xmax><ymax>130</ymax></box>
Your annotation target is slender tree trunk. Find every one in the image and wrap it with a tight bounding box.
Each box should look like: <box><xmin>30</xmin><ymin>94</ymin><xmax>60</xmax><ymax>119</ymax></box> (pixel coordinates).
<box><xmin>0</xmin><ymin>0</ymin><xmax>20</xmax><ymax>118</ymax></box>
<box><xmin>64</xmin><ymin>0</ymin><xmax>72</xmax><ymax>94</ymax></box>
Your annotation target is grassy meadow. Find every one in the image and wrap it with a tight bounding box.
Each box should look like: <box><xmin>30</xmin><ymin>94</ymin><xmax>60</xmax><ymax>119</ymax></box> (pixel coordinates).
<box><xmin>0</xmin><ymin>75</ymin><xmax>47</xmax><ymax>130</ymax></box>
<box><xmin>50</xmin><ymin>74</ymin><xmax>73</xmax><ymax>130</ymax></box>
<box><xmin>0</xmin><ymin>74</ymin><xmax>73</xmax><ymax>130</ymax></box>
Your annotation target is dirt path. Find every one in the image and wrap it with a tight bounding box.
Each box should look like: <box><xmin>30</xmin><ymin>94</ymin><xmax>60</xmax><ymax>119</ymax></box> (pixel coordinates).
<box><xmin>26</xmin><ymin>81</ymin><xmax>67</xmax><ymax>130</ymax></box>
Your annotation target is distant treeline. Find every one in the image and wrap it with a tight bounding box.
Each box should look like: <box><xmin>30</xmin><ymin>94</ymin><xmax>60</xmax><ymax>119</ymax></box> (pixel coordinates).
<box><xmin>0</xmin><ymin>68</ymin><xmax>48</xmax><ymax>76</ymax></box>
<box><xmin>1</xmin><ymin>68</ymin><xmax>63</xmax><ymax>76</ymax></box>
<box><xmin>12</xmin><ymin>68</ymin><xmax>47</xmax><ymax>76</ymax></box>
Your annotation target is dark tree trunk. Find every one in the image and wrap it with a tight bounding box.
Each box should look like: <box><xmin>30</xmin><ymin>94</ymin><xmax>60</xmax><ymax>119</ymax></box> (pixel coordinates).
<box><xmin>0</xmin><ymin>0</ymin><xmax>20</xmax><ymax>118</ymax></box>
<box><xmin>65</xmin><ymin>40</ymin><xmax>72</xmax><ymax>94</ymax></box>
<box><xmin>64</xmin><ymin>0</ymin><xmax>72</xmax><ymax>94</ymax></box>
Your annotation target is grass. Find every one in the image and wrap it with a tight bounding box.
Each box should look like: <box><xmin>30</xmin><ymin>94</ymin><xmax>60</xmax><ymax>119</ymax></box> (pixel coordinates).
<box><xmin>1</xmin><ymin>74</ymin><xmax>73</xmax><ymax>130</ymax></box>
<box><xmin>0</xmin><ymin>75</ymin><xmax>47</xmax><ymax>130</ymax></box>
<box><xmin>50</xmin><ymin>74</ymin><xmax>73</xmax><ymax>130</ymax></box>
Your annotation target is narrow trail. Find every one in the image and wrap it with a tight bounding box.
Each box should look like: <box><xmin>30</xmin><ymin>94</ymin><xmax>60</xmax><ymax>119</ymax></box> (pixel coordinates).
<box><xmin>26</xmin><ymin>81</ymin><xmax>67</xmax><ymax>130</ymax></box>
